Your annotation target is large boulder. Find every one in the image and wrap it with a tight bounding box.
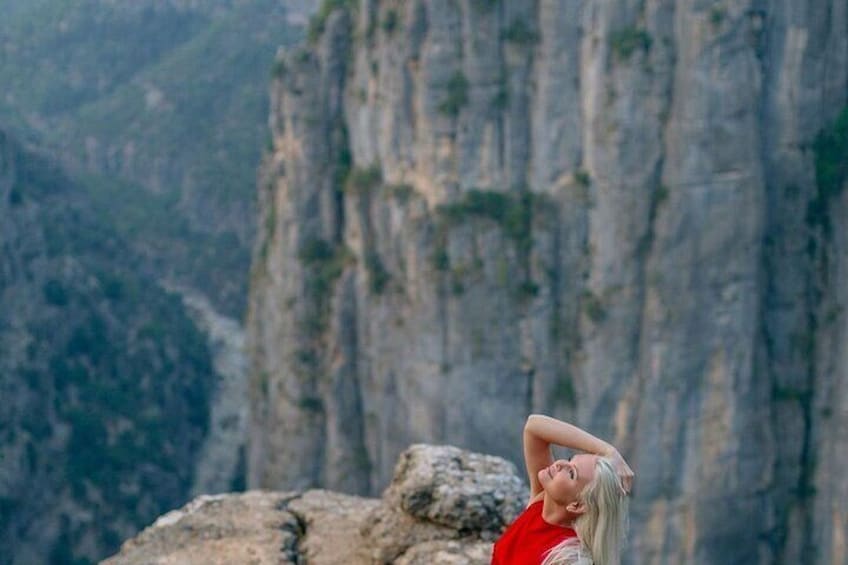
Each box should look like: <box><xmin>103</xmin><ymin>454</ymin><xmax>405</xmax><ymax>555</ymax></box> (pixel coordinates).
<box><xmin>101</xmin><ymin>444</ymin><xmax>526</xmax><ymax>564</ymax></box>
<box><xmin>363</xmin><ymin>444</ymin><xmax>526</xmax><ymax>563</ymax></box>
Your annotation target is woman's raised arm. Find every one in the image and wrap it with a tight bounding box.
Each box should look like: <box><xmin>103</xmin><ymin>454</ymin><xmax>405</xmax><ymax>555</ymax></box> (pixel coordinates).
<box><xmin>523</xmin><ymin>414</ymin><xmax>633</xmax><ymax>498</ymax></box>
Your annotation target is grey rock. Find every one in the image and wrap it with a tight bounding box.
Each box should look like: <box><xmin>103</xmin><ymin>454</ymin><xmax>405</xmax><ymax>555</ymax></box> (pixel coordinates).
<box><xmin>102</xmin><ymin>444</ymin><xmax>519</xmax><ymax>564</ymax></box>
<box><xmin>247</xmin><ymin>1</ymin><xmax>848</xmax><ymax>563</ymax></box>
<box><xmin>382</xmin><ymin>444</ymin><xmax>525</xmax><ymax>535</ymax></box>
<box><xmin>395</xmin><ymin>540</ymin><xmax>493</xmax><ymax>565</ymax></box>
<box><xmin>100</xmin><ymin>491</ymin><xmax>304</xmax><ymax>565</ymax></box>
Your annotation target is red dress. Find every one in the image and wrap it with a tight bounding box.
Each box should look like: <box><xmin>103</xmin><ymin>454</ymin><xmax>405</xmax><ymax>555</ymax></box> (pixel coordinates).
<box><xmin>491</xmin><ymin>499</ymin><xmax>578</xmax><ymax>564</ymax></box>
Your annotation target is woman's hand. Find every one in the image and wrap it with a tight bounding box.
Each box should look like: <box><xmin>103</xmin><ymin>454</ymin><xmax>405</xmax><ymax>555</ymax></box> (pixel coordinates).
<box><xmin>606</xmin><ymin>449</ymin><xmax>635</xmax><ymax>494</ymax></box>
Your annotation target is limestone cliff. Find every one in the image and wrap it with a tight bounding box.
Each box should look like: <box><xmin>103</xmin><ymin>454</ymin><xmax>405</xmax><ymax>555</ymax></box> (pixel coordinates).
<box><xmin>247</xmin><ymin>1</ymin><xmax>848</xmax><ymax>563</ymax></box>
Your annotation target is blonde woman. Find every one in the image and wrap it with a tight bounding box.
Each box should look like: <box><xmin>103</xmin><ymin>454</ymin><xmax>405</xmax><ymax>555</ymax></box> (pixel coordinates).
<box><xmin>491</xmin><ymin>414</ymin><xmax>633</xmax><ymax>565</ymax></box>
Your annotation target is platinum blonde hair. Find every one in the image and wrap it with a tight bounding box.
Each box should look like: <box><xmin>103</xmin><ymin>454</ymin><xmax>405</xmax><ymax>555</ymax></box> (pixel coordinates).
<box><xmin>541</xmin><ymin>457</ymin><xmax>629</xmax><ymax>565</ymax></box>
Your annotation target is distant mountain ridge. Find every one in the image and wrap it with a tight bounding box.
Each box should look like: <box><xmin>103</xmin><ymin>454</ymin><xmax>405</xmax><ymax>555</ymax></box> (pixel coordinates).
<box><xmin>0</xmin><ymin>0</ymin><xmax>305</xmax><ymax>316</ymax></box>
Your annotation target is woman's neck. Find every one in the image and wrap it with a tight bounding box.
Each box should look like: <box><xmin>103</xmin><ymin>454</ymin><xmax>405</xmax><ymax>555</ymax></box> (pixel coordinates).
<box><xmin>541</xmin><ymin>493</ymin><xmax>577</xmax><ymax>528</ymax></box>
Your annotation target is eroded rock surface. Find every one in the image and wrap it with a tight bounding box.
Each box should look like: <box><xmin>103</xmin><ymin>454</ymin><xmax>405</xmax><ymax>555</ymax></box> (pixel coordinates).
<box><xmin>101</xmin><ymin>444</ymin><xmax>524</xmax><ymax>564</ymax></box>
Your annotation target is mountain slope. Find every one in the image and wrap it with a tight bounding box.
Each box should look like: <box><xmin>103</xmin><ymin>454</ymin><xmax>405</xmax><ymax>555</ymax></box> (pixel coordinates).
<box><xmin>0</xmin><ymin>130</ymin><xmax>216</xmax><ymax>565</ymax></box>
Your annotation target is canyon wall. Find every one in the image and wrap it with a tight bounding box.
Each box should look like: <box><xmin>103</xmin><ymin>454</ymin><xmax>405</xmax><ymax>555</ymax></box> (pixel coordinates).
<box><xmin>247</xmin><ymin>1</ymin><xmax>848</xmax><ymax>562</ymax></box>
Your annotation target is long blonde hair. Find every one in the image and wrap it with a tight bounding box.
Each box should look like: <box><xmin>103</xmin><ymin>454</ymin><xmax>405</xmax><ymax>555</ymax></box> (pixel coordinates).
<box><xmin>541</xmin><ymin>457</ymin><xmax>629</xmax><ymax>565</ymax></box>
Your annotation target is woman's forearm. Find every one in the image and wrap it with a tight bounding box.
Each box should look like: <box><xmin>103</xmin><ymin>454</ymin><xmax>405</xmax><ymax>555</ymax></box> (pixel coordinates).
<box><xmin>524</xmin><ymin>414</ymin><xmax>615</xmax><ymax>455</ymax></box>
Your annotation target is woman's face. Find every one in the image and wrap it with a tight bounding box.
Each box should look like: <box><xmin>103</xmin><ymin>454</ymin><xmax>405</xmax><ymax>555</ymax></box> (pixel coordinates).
<box><xmin>538</xmin><ymin>454</ymin><xmax>598</xmax><ymax>506</ymax></box>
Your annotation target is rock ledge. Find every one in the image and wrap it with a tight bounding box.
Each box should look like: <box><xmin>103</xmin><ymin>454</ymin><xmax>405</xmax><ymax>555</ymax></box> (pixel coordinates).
<box><xmin>102</xmin><ymin>444</ymin><xmax>525</xmax><ymax>564</ymax></box>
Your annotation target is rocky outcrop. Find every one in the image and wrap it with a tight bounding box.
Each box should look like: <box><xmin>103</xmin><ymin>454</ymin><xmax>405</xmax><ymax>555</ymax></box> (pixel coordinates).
<box><xmin>247</xmin><ymin>1</ymin><xmax>848</xmax><ymax>563</ymax></box>
<box><xmin>101</xmin><ymin>444</ymin><xmax>525</xmax><ymax>564</ymax></box>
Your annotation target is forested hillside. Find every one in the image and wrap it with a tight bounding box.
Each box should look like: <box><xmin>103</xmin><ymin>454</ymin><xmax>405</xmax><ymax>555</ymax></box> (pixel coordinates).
<box><xmin>0</xmin><ymin>130</ymin><xmax>214</xmax><ymax>564</ymax></box>
<box><xmin>0</xmin><ymin>2</ymin><xmax>310</xmax><ymax>563</ymax></box>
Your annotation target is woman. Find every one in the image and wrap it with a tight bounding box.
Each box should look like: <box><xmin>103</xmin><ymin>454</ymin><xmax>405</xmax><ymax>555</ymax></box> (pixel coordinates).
<box><xmin>491</xmin><ymin>414</ymin><xmax>634</xmax><ymax>565</ymax></box>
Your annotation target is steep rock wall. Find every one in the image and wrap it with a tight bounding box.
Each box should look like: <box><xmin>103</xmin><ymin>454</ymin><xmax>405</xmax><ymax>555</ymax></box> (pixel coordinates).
<box><xmin>247</xmin><ymin>1</ymin><xmax>848</xmax><ymax>562</ymax></box>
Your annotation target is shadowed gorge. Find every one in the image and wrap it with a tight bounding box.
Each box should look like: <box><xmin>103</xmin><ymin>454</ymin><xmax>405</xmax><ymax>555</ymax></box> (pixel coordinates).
<box><xmin>0</xmin><ymin>130</ymin><xmax>215</xmax><ymax>564</ymax></box>
<box><xmin>0</xmin><ymin>1</ymin><xmax>310</xmax><ymax>563</ymax></box>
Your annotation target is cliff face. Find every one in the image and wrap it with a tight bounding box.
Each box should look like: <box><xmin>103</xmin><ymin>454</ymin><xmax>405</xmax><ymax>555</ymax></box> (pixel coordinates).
<box><xmin>247</xmin><ymin>1</ymin><xmax>848</xmax><ymax>563</ymax></box>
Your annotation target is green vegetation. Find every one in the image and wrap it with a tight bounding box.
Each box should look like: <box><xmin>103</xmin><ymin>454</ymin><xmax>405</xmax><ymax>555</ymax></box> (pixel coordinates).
<box><xmin>0</xmin><ymin>497</ymin><xmax>18</xmax><ymax>531</ymax></box>
<box><xmin>516</xmin><ymin>279</ymin><xmax>540</xmax><ymax>299</ymax></box>
<box><xmin>438</xmin><ymin>71</ymin><xmax>470</xmax><ymax>117</ymax></box>
<box><xmin>332</xmin><ymin>131</ymin><xmax>354</xmax><ymax>193</ymax></box>
<box><xmin>271</xmin><ymin>57</ymin><xmax>287</xmax><ymax>79</ymax></box>
<box><xmin>450</xmin><ymin>271</ymin><xmax>466</xmax><ymax>295</ymax></box>
<box><xmin>0</xmin><ymin>4</ymin><xmax>292</xmax><ymax>561</ymax></box>
<box><xmin>298</xmin><ymin>397</ymin><xmax>325</xmax><ymax>412</ymax></box>
<box><xmin>709</xmin><ymin>6</ymin><xmax>726</xmax><ymax>27</ymax></box>
<box><xmin>503</xmin><ymin>18</ymin><xmax>539</xmax><ymax>45</ymax></box>
<box><xmin>2</xmin><ymin>135</ymin><xmax>217</xmax><ymax>564</ymax></box>
<box><xmin>387</xmin><ymin>183</ymin><xmax>415</xmax><ymax>203</ymax></box>
<box><xmin>382</xmin><ymin>9</ymin><xmax>399</xmax><ymax>34</ymax></box>
<box><xmin>344</xmin><ymin>165</ymin><xmax>383</xmax><ymax>195</ymax></box>
<box><xmin>97</xmin><ymin>272</ymin><xmax>125</xmax><ymax>301</ymax></box>
<box><xmin>0</xmin><ymin>1</ymin><xmax>207</xmax><ymax>119</ymax></box>
<box><xmin>0</xmin><ymin>0</ymin><xmax>298</xmax><ymax>216</ymax></box>
<box><xmin>771</xmin><ymin>385</ymin><xmax>810</xmax><ymax>403</ymax></box>
<box><xmin>299</xmin><ymin>238</ymin><xmax>350</xmax><ymax>278</ymax></box>
<box><xmin>43</xmin><ymin>280</ymin><xmax>69</xmax><ymax>306</ymax></box>
<box><xmin>341</xmin><ymin>165</ymin><xmax>394</xmax><ymax>295</ymax></box>
<box><xmin>448</xmin><ymin>260</ymin><xmax>484</xmax><ymax>296</ymax></box>
<box><xmin>0</xmin><ymin>0</ymin><xmax>305</xmax><ymax>318</ymax></box>
<box><xmin>553</xmin><ymin>377</ymin><xmax>576</xmax><ymax>406</ymax></box>
<box><xmin>471</xmin><ymin>0</ymin><xmax>499</xmax><ymax>11</ymax></box>
<box><xmin>259</xmin><ymin>199</ymin><xmax>278</xmax><ymax>261</ymax></box>
<box><xmin>431</xmin><ymin>246</ymin><xmax>451</xmax><ymax>272</ymax></box>
<box><xmin>308</xmin><ymin>0</ymin><xmax>356</xmax><ymax>43</ymax></box>
<box><xmin>433</xmin><ymin>189</ymin><xmax>545</xmax><ymax>299</ymax></box>
<box><xmin>298</xmin><ymin>237</ymin><xmax>354</xmax><ymax>334</ymax></box>
<box><xmin>437</xmin><ymin>189</ymin><xmax>535</xmax><ymax>254</ymax></box>
<box><xmin>806</xmin><ymin>107</ymin><xmax>848</xmax><ymax>237</ymax></box>
<box><xmin>366</xmin><ymin>252</ymin><xmax>391</xmax><ymax>294</ymax></box>
<box><xmin>654</xmin><ymin>184</ymin><xmax>670</xmax><ymax>207</ymax></box>
<box><xmin>491</xmin><ymin>70</ymin><xmax>510</xmax><ymax>110</ymax></box>
<box><xmin>581</xmin><ymin>289</ymin><xmax>606</xmax><ymax>322</ymax></box>
<box><xmin>9</xmin><ymin>188</ymin><xmax>23</xmax><ymax>205</ymax></box>
<box><xmin>813</xmin><ymin>107</ymin><xmax>848</xmax><ymax>200</ymax></box>
<box><xmin>609</xmin><ymin>27</ymin><xmax>653</xmax><ymax>61</ymax></box>
<box><xmin>74</xmin><ymin>172</ymin><xmax>249</xmax><ymax>316</ymax></box>
<box><xmin>28</xmin><ymin>265</ymin><xmax>214</xmax><ymax>559</ymax></box>
<box><xmin>492</xmin><ymin>88</ymin><xmax>509</xmax><ymax>110</ymax></box>
<box><xmin>575</xmin><ymin>169</ymin><xmax>591</xmax><ymax>187</ymax></box>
